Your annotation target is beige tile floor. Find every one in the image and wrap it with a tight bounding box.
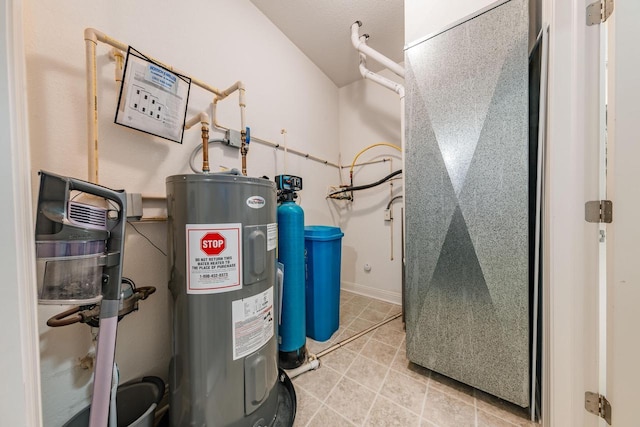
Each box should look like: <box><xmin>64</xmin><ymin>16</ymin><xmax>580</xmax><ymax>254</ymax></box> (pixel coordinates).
<box><xmin>291</xmin><ymin>291</ymin><xmax>538</xmax><ymax>427</ymax></box>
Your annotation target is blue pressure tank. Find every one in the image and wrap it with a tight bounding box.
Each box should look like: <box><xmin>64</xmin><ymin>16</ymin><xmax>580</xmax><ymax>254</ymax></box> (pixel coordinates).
<box><xmin>276</xmin><ymin>175</ymin><xmax>307</xmax><ymax>369</ymax></box>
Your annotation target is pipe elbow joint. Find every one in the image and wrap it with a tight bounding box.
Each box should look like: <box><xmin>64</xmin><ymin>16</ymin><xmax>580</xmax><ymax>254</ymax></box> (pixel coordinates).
<box><xmin>110</xmin><ymin>48</ymin><xmax>125</xmax><ymax>60</ymax></box>
<box><xmin>185</xmin><ymin>112</ymin><xmax>210</xmax><ymax>129</ymax></box>
<box><xmin>84</xmin><ymin>28</ymin><xmax>98</xmax><ymax>43</ymax></box>
<box><xmin>358</xmin><ymin>64</ymin><xmax>368</xmax><ymax>79</ymax></box>
<box><xmin>350</xmin><ymin>23</ymin><xmax>363</xmax><ymax>48</ymax></box>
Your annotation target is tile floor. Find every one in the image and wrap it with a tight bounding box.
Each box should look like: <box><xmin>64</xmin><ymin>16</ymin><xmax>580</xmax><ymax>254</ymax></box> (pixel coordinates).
<box><xmin>290</xmin><ymin>291</ymin><xmax>537</xmax><ymax>427</ymax></box>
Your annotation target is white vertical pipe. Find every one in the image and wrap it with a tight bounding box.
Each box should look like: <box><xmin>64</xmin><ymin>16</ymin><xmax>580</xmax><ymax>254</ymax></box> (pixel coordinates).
<box><xmin>110</xmin><ymin>48</ymin><xmax>125</xmax><ymax>84</ymax></box>
<box><xmin>353</xmin><ymin>33</ymin><xmax>406</xmax><ymax>292</ymax></box>
<box><xmin>238</xmin><ymin>82</ymin><xmax>246</xmax><ymax>133</ymax></box>
<box><xmin>211</xmin><ymin>98</ymin><xmax>228</xmax><ymax>130</ymax></box>
<box><xmin>357</xmin><ymin>46</ymin><xmax>404</xmax><ymax>97</ymax></box>
<box><xmin>351</xmin><ymin>22</ymin><xmax>404</xmax><ymax>78</ymax></box>
<box><xmin>84</xmin><ymin>30</ymin><xmax>99</xmax><ymax>183</ymax></box>
<box><xmin>282</xmin><ymin>129</ymin><xmax>288</xmax><ymax>172</ymax></box>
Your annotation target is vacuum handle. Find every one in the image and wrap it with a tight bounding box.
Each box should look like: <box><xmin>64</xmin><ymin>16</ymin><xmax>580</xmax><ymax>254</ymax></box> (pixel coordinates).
<box><xmin>38</xmin><ymin>170</ymin><xmax>126</xmax><ymax>211</ymax></box>
<box><xmin>68</xmin><ymin>177</ymin><xmax>126</xmax><ymax>210</ymax></box>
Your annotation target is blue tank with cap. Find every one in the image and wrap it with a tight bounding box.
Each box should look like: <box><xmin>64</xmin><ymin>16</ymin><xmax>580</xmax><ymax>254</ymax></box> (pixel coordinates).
<box><xmin>276</xmin><ymin>175</ymin><xmax>307</xmax><ymax>369</ymax></box>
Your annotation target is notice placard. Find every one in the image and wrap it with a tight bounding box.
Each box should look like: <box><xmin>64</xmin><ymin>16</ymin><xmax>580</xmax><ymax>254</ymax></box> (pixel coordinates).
<box><xmin>185</xmin><ymin>223</ymin><xmax>242</xmax><ymax>294</ymax></box>
<box><xmin>267</xmin><ymin>223</ymin><xmax>277</xmax><ymax>251</ymax></box>
<box><xmin>115</xmin><ymin>47</ymin><xmax>191</xmax><ymax>143</ymax></box>
<box><xmin>232</xmin><ymin>287</ymin><xmax>274</xmax><ymax>360</ymax></box>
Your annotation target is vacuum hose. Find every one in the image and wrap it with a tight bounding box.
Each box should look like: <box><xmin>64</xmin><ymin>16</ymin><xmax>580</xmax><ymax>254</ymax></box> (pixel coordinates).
<box><xmin>46</xmin><ymin>286</ymin><xmax>156</xmax><ymax>327</ymax></box>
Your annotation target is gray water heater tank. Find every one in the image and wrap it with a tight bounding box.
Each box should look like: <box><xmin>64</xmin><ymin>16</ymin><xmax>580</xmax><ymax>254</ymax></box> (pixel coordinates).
<box><xmin>166</xmin><ymin>174</ymin><xmax>279</xmax><ymax>427</ymax></box>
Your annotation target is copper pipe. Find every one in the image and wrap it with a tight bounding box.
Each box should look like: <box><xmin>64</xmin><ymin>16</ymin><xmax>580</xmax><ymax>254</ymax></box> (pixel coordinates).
<box><xmin>241</xmin><ymin>129</ymin><xmax>248</xmax><ymax>176</ymax></box>
<box><xmin>201</xmin><ymin>124</ymin><xmax>210</xmax><ymax>173</ymax></box>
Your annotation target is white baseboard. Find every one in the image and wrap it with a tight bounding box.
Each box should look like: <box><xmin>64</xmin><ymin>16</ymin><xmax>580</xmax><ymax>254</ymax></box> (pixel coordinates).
<box><xmin>341</xmin><ymin>281</ymin><xmax>402</xmax><ymax>305</ymax></box>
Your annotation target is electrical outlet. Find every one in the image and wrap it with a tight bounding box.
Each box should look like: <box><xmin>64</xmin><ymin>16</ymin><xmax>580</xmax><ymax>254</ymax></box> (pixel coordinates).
<box><xmin>384</xmin><ymin>209</ymin><xmax>391</xmax><ymax>221</ymax></box>
<box><xmin>126</xmin><ymin>193</ymin><xmax>143</xmax><ymax>220</ymax></box>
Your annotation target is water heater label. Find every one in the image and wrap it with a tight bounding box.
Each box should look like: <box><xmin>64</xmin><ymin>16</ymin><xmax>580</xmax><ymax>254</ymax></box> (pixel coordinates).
<box><xmin>231</xmin><ymin>287</ymin><xmax>274</xmax><ymax>360</ymax></box>
<box><xmin>185</xmin><ymin>223</ymin><xmax>242</xmax><ymax>294</ymax></box>
<box><xmin>267</xmin><ymin>223</ymin><xmax>277</xmax><ymax>251</ymax></box>
<box><xmin>246</xmin><ymin>196</ymin><xmax>265</xmax><ymax>209</ymax></box>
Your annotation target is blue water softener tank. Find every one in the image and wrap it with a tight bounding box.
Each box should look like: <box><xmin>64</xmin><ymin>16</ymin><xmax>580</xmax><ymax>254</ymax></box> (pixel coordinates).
<box><xmin>276</xmin><ymin>175</ymin><xmax>307</xmax><ymax>369</ymax></box>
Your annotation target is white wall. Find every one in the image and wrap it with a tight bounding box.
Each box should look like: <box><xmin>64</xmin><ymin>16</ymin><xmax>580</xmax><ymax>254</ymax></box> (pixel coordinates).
<box><xmin>23</xmin><ymin>0</ymin><xmax>340</xmax><ymax>425</ymax></box>
<box><xmin>405</xmin><ymin>0</ymin><xmax>497</xmax><ymax>45</ymax></box>
<box><xmin>336</xmin><ymin>70</ymin><xmax>403</xmax><ymax>303</ymax></box>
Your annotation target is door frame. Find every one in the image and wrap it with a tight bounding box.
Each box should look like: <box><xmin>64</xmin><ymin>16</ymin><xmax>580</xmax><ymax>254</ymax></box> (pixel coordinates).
<box><xmin>544</xmin><ymin>0</ymin><xmax>602</xmax><ymax>426</ymax></box>
<box><xmin>1</xmin><ymin>0</ymin><xmax>42</xmax><ymax>425</ymax></box>
<box><xmin>5</xmin><ymin>0</ymin><xmax>607</xmax><ymax>425</ymax></box>
<box><xmin>605</xmin><ymin>3</ymin><xmax>640</xmax><ymax>425</ymax></box>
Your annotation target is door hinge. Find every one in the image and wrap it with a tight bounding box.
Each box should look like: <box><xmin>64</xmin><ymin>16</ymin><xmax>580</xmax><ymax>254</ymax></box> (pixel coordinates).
<box><xmin>585</xmin><ymin>200</ymin><xmax>613</xmax><ymax>223</ymax></box>
<box><xmin>587</xmin><ymin>0</ymin><xmax>614</xmax><ymax>25</ymax></box>
<box><xmin>585</xmin><ymin>391</ymin><xmax>612</xmax><ymax>425</ymax></box>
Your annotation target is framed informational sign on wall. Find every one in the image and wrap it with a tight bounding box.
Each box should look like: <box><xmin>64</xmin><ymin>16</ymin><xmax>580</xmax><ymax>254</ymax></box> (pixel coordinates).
<box><xmin>115</xmin><ymin>47</ymin><xmax>191</xmax><ymax>143</ymax></box>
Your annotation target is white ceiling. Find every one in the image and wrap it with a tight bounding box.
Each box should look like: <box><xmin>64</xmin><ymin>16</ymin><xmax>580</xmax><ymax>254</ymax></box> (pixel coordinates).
<box><xmin>249</xmin><ymin>0</ymin><xmax>404</xmax><ymax>88</ymax></box>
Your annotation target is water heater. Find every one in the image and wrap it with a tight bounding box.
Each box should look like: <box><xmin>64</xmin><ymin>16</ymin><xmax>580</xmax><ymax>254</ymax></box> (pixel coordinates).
<box><xmin>166</xmin><ymin>173</ymin><xmax>281</xmax><ymax>427</ymax></box>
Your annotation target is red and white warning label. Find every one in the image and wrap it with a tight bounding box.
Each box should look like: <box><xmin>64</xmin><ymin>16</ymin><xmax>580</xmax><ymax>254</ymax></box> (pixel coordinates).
<box><xmin>186</xmin><ymin>223</ymin><xmax>242</xmax><ymax>294</ymax></box>
<box><xmin>232</xmin><ymin>287</ymin><xmax>274</xmax><ymax>360</ymax></box>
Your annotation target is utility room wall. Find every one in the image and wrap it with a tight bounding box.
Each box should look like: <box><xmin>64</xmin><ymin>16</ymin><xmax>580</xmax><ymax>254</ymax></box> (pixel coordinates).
<box><xmin>336</xmin><ymin>69</ymin><xmax>403</xmax><ymax>303</ymax></box>
<box><xmin>23</xmin><ymin>0</ymin><xmax>339</xmax><ymax>425</ymax></box>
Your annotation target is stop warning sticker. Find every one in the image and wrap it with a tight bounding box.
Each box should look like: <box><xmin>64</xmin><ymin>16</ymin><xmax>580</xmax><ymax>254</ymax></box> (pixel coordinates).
<box><xmin>185</xmin><ymin>223</ymin><xmax>242</xmax><ymax>294</ymax></box>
